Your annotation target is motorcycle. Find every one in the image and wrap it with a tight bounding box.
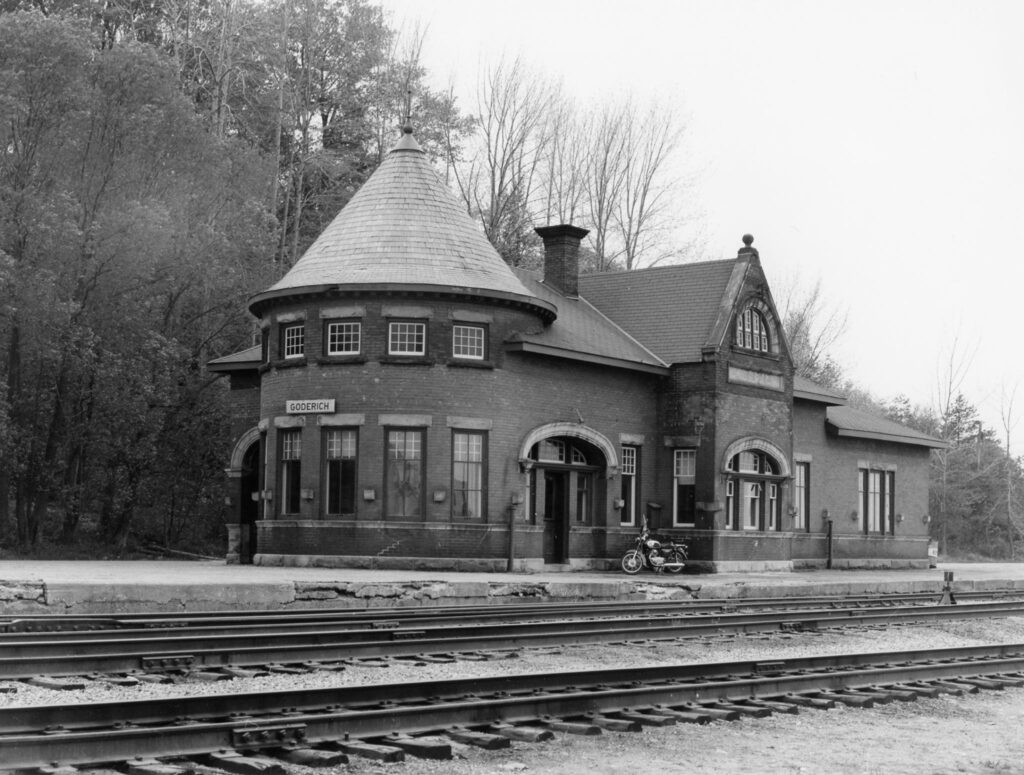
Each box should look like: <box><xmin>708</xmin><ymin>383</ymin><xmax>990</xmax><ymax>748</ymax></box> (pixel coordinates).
<box><xmin>621</xmin><ymin>517</ymin><xmax>687</xmax><ymax>574</ymax></box>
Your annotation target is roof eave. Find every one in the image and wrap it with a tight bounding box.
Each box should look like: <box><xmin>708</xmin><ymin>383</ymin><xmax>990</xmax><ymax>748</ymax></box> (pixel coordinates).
<box><xmin>248</xmin><ymin>283</ymin><xmax>558</xmax><ymax>322</ymax></box>
<box><xmin>828</xmin><ymin>425</ymin><xmax>948</xmax><ymax>449</ymax></box>
<box><xmin>794</xmin><ymin>389</ymin><xmax>847</xmax><ymax>406</ymax></box>
<box><xmin>506</xmin><ymin>341</ymin><xmax>670</xmax><ymax>376</ymax></box>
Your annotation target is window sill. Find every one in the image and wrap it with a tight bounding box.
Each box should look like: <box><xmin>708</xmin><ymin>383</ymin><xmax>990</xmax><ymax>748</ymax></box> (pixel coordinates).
<box><xmin>730</xmin><ymin>346</ymin><xmax>781</xmax><ymax>361</ymax></box>
<box><xmin>446</xmin><ymin>359</ymin><xmax>495</xmax><ymax>370</ymax></box>
<box><xmin>315</xmin><ymin>356</ymin><xmax>367</xmax><ymax>366</ymax></box>
<box><xmin>380</xmin><ymin>356</ymin><xmax>434</xmax><ymax>366</ymax></box>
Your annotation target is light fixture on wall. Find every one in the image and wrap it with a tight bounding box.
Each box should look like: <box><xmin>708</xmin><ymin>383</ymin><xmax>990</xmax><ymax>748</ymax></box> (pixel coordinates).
<box><xmin>922</xmin><ymin>514</ymin><xmax>931</xmax><ymax>524</ymax></box>
<box><xmin>896</xmin><ymin>513</ymin><xmax>904</xmax><ymax>523</ymax></box>
<box><xmin>849</xmin><ymin>510</ymin><xmax>859</xmax><ymax>522</ymax></box>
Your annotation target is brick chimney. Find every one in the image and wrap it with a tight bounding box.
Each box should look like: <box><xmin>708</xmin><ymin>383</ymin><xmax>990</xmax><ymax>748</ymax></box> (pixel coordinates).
<box><xmin>535</xmin><ymin>224</ymin><xmax>589</xmax><ymax>297</ymax></box>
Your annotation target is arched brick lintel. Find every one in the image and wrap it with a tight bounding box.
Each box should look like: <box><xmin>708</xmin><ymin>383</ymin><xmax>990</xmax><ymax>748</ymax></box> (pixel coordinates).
<box><xmin>227</xmin><ymin>426</ymin><xmax>264</xmax><ymax>475</ymax></box>
<box><xmin>721</xmin><ymin>436</ymin><xmax>791</xmax><ymax>477</ymax></box>
<box><xmin>519</xmin><ymin>422</ymin><xmax>619</xmax><ymax>476</ymax></box>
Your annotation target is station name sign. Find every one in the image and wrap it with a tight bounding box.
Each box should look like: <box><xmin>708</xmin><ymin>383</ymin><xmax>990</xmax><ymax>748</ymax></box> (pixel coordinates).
<box><xmin>286</xmin><ymin>399</ymin><xmax>336</xmax><ymax>414</ymax></box>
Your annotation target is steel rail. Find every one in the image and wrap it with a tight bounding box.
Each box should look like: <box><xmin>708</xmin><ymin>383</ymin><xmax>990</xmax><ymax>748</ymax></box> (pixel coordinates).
<box><xmin>1</xmin><ymin>643</ymin><xmax>1023</xmax><ymax>769</ymax></box>
<box><xmin>2</xmin><ymin>600</ymin><xmax>1024</xmax><ymax>679</ymax></box>
<box><xmin>4</xmin><ymin>589</ymin><xmax>1020</xmax><ymax>634</ymax></box>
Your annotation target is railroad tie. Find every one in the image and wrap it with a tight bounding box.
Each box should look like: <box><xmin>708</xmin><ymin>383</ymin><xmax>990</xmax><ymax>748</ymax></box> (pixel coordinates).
<box><xmin>487</xmin><ymin>723</ymin><xmax>556</xmax><ymax>742</ymax></box>
<box><xmin>377</xmin><ymin>733</ymin><xmax>453</xmax><ymax>759</ymax></box>
<box><xmin>537</xmin><ymin>716</ymin><xmax>603</xmax><ymax>735</ymax></box>
<box><xmin>927</xmin><ymin>680</ymin><xmax>971</xmax><ymax>695</ymax></box>
<box><xmin>774</xmin><ymin>693</ymin><xmax>836</xmax><ymax>709</ymax></box>
<box><xmin>445</xmin><ymin>726</ymin><xmax>512</xmax><ymax>749</ymax></box>
<box><xmin>648</xmin><ymin>705</ymin><xmax>715</xmax><ymax>724</ymax></box>
<box><xmin>273</xmin><ymin>746</ymin><xmax>349</xmax><ymax>766</ymax></box>
<box><xmin>127</xmin><ymin>757</ymin><xmax>191</xmax><ymax>775</ymax></box>
<box><xmin>679</xmin><ymin>703</ymin><xmax>740</xmax><ymax>721</ymax></box>
<box><xmin>609</xmin><ymin>707</ymin><xmax>677</xmax><ymax>727</ymax></box>
<box><xmin>812</xmin><ymin>691</ymin><xmax>874</xmax><ymax>707</ymax></box>
<box><xmin>337</xmin><ymin>740</ymin><xmax>406</xmax><ymax>762</ymax></box>
<box><xmin>705</xmin><ymin>701</ymin><xmax>773</xmax><ymax>718</ymax></box>
<box><xmin>742</xmin><ymin>698</ymin><xmax>801</xmax><ymax>714</ymax></box>
<box><xmin>951</xmin><ymin>676</ymin><xmax>1007</xmax><ymax>691</ymax></box>
<box><xmin>202</xmin><ymin>750</ymin><xmax>285</xmax><ymax>775</ymax></box>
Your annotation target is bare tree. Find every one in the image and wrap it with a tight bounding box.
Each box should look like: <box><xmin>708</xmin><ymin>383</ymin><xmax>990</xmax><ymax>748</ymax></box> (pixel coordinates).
<box><xmin>539</xmin><ymin>95</ymin><xmax>587</xmax><ymax>227</ymax></box>
<box><xmin>452</xmin><ymin>57</ymin><xmax>556</xmax><ymax>266</ymax></box>
<box><xmin>583</xmin><ymin>101</ymin><xmax>629</xmax><ymax>271</ymax></box>
<box><xmin>777</xmin><ymin>276</ymin><xmax>848</xmax><ymax>387</ymax></box>
<box><xmin>616</xmin><ymin>102</ymin><xmax>683</xmax><ymax>270</ymax></box>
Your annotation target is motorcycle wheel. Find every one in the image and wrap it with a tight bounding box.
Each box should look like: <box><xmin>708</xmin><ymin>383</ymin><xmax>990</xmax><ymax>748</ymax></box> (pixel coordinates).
<box><xmin>665</xmin><ymin>548</ymin><xmax>686</xmax><ymax>574</ymax></box>
<box><xmin>621</xmin><ymin>550</ymin><xmax>644</xmax><ymax>574</ymax></box>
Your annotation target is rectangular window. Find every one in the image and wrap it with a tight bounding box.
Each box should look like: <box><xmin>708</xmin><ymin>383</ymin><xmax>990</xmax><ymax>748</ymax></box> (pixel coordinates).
<box><xmin>280</xmin><ymin>429</ymin><xmax>302</xmax><ymax>514</ymax></box>
<box><xmin>324</xmin><ymin>429</ymin><xmax>357</xmax><ymax>515</ymax></box>
<box><xmin>538</xmin><ymin>439</ymin><xmax>565</xmax><ymax>463</ymax></box>
<box><xmin>575</xmin><ymin>473</ymin><xmax>591</xmax><ymax>523</ymax></box>
<box><xmin>325</xmin><ymin>321</ymin><xmax>361</xmax><ymax>355</ymax></box>
<box><xmin>794</xmin><ymin>462</ymin><xmax>810</xmax><ymax>531</ymax></box>
<box><xmin>452</xmin><ymin>431</ymin><xmax>486</xmax><ymax>519</ymax></box>
<box><xmin>452</xmin><ymin>324</ymin><xmax>486</xmax><ymax>360</ymax></box>
<box><xmin>744</xmin><ymin>482</ymin><xmax>761</xmax><ymax>530</ymax></box>
<box><xmin>767</xmin><ymin>483</ymin><xmax>778</xmax><ymax>531</ymax></box>
<box><xmin>386</xmin><ymin>429</ymin><xmax>424</xmax><ymax>517</ymax></box>
<box><xmin>725</xmin><ymin>479</ymin><xmax>735</xmax><ymax>530</ymax></box>
<box><xmin>673</xmin><ymin>448</ymin><xmax>696</xmax><ymax>526</ymax></box>
<box><xmin>282</xmin><ymin>323</ymin><xmax>305</xmax><ymax>359</ymax></box>
<box><xmin>388</xmin><ymin>321</ymin><xmax>426</xmax><ymax>355</ymax></box>
<box><xmin>860</xmin><ymin>467</ymin><xmax>895</xmax><ymax>535</ymax></box>
<box><xmin>620</xmin><ymin>446</ymin><xmax>638</xmax><ymax>526</ymax></box>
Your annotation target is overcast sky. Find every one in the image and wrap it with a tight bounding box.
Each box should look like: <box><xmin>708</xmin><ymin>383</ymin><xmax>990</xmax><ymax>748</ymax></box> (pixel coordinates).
<box><xmin>379</xmin><ymin>0</ymin><xmax>1024</xmax><ymax>445</ymax></box>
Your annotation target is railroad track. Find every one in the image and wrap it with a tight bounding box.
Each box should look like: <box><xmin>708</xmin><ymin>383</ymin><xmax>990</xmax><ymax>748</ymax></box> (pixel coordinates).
<box><xmin>2</xmin><ymin>642</ymin><xmax>1022</xmax><ymax>771</ymax></box>
<box><xmin>3</xmin><ymin>597</ymin><xmax>1024</xmax><ymax>682</ymax></box>
<box><xmin>3</xmin><ymin>588</ymin><xmax>1019</xmax><ymax>634</ymax></box>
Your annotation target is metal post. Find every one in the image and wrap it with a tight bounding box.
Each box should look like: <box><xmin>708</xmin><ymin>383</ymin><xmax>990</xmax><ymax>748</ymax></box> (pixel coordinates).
<box><xmin>826</xmin><ymin>518</ymin><xmax>834</xmax><ymax>569</ymax></box>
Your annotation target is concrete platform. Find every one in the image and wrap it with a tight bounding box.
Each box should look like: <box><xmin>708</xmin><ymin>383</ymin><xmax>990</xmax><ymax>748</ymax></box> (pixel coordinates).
<box><xmin>1</xmin><ymin>560</ymin><xmax>1023</xmax><ymax>614</ymax></box>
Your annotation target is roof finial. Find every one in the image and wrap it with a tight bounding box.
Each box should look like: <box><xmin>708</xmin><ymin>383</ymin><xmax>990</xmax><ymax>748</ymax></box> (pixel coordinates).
<box><xmin>738</xmin><ymin>233</ymin><xmax>759</xmax><ymax>258</ymax></box>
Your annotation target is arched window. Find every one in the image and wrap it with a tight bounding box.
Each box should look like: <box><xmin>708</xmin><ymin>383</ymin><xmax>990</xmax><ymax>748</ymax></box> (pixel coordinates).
<box><xmin>724</xmin><ymin>450</ymin><xmax>781</xmax><ymax>531</ymax></box>
<box><xmin>735</xmin><ymin>307</ymin><xmax>770</xmax><ymax>353</ymax></box>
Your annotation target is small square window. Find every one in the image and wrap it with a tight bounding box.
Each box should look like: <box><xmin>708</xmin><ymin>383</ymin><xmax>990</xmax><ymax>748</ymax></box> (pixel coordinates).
<box><xmin>282</xmin><ymin>324</ymin><xmax>305</xmax><ymax>359</ymax></box>
<box><xmin>389</xmin><ymin>321</ymin><xmax>426</xmax><ymax>355</ymax></box>
<box><xmin>326</xmin><ymin>321</ymin><xmax>360</xmax><ymax>355</ymax></box>
<box><xmin>452</xmin><ymin>324</ymin><xmax>485</xmax><ymax>360</ymax></box>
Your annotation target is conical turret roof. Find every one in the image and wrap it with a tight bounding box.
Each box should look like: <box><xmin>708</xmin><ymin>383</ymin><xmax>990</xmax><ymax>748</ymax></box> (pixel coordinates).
<box><xmin>250</xmin><ymin>129</ymin><xmax>554</xmax><ymax>320</ymax></box>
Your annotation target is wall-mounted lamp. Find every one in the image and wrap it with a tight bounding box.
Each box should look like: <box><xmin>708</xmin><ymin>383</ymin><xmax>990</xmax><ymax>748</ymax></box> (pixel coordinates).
<box><xmin>432</xmin><ymin>489</ymin><xmax>447</xmax><ymax>503</ymax></box>
<box><xmin>694</xmin><ymin>416</ymin><xmax>706</xmax><ymax>442</ymax></box>
<box><xmin>511</xmin><ymin>492</ymin><xmax>524</xmax><ymax>505</ymax></box>
<box><xmin>821</xmin><ymin>508</ymin><xmax>830</xmax><ymax>519</ymax></box>
<box><xmin>849</xmin><ymin>510</ymin><xmax>859</xmax><ymax>522</ymax></box>
<box><xmin>896</xmin><ymin>513</ymin><xmax>904</xmax><ymax>523</ymax></box>
<box><xmin>922</xmin><ymin>514</ymin><xmax>931</xmax><ymax>524</ymax></box>
<box><xmin>613</xmin><ymin>498</ymin><xmax>626</xmax><ymax>510</ymax></box>
<box><xmin>363</xmin><ymin>488</ymin><xmax>376</xmax><ymax>502</ymax></box>
<box><xmin>301</xmin><ymin>488</ymin><xmax>314</xmax><ymax>501</ymax></box>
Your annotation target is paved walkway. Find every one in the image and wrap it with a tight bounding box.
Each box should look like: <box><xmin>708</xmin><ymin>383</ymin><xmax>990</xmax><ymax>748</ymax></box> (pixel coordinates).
<box><xmin>1</xmin><ymin>560</ymin><xmax>1022</xmax><ymax>614</ymax></box>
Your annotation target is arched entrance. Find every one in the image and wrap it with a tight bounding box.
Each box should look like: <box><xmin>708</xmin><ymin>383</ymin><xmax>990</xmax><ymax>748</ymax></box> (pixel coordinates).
<box><xmin>721</xmin><ymin>438</ymin><xmax>790</xmax><ymax>532</ymax></box>
<box><xmin>228</xmin><ymin>427</ymin><xmax>264</xmax><ymax>564</ymax></box>
<box><xmin>239</xmin><ymin>442</ymin><xmax>261</xmax><ymax>563</ymax></box>
<box><xmin>519</xmin><ymin>424</ymin><xmax>616</xmax><ymax>565</ymax></box>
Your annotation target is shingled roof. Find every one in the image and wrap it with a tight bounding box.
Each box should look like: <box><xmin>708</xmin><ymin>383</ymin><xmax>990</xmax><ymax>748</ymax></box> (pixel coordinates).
<box><xmin>578</xmin><ymin>260</ymin><xmax>740</xmax><ymax>364</ymax></box>
<box><xmin>827</xmin><ymin>405</ymin><xmax>947</xmax><ymax>449</ymax></box>
<box><xmin>249</xmin><ymin>128</ymin><xmax>553</xmax><ymax>320</ymax></box>
<box><xmin>507</xmin><ymin>269</ymin><xmax>669</xmax><ymax>374</ymax></box>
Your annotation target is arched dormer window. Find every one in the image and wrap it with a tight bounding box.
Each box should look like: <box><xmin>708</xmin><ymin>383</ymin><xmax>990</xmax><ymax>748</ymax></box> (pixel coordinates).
<box><xmin>734</xmin><ymin>302</ymin><xmax>777</xmax><ymax>354</ymax></box>
<box><xmin>736</xmin><ymin>307</ymin><xmax>768</xmax><ymax>352</ymax></box>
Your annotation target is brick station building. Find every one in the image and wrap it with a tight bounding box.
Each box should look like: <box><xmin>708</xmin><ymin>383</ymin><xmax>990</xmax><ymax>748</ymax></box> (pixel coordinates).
<box><xmin>209</xmin><ymin>127</ymin><xmax>943</xmax><ymax>572</ymax></box>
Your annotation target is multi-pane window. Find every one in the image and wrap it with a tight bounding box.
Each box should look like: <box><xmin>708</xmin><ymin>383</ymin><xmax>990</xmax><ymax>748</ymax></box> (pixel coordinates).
<box><xmin>280</xmin><ymin>429</ymin><xmax>302</xmax><ymax>514</ymax></box>
<box><xmin>452</xmin><ymin>324</ymin><xmax>485</xmax><ymax>360</ymax></box>
<box><xmin>537</xmin><ymin>440</ymin><xmax>565</xmax><ymax>463</ymax></box>
<box><xmin>282</xmin><ymin>323</ymin><xmax>305</xmax><ymax>359</ymax></box>
<box><xmin>620</xmin><ymin>446</ymin><xmax>639</xmax><ymax>526</ymax></box>
<box><xmin>325</xmin><ymin>429</ymin><xmax>357</xmax><ymax>515</ymax></box>
<box><xmin>859</xmin><ymin>467</ymin><xmax>895</xmax><ymax>535</ymax></box>
<box><xmin>452</xmin><ymin>432</ymin><xmax>485</xmax><ymax>519</ymax></box>
<box><xmin>386</xmin><ymin>429</ymin><xmax>424</xmax><ymax>517</ymax></box>
<box><xmin>388</xmin><ymin>321</ymin><xmax>426</xmax><ymax>355</ymax></box>
<box><xmin>673</xmin><ymin>448</ymin><xmax>696</xmax><ymax>526</ymax></box>
<box><xmin>325</xmin><ymin>321</ymin><xmax>361</xmax><ymax>356</ymax></box>
<box><xmin>725</xmin><ymin>450</ymin><xmax>780</xmax><ymax>531</ymax></box>
<box><xmin>735</xmin><ymin>308</ymin><xmax>769</xmax><ymax>353</ymax></box>
<box><xmin>575</xmin><ymin>474</ymin><xmax>590</xmax><ymax>523</ymax></box>
<box><xmin>794</xmin><ymin>462</ymin><xmax>810</xmax><ymax>531</ymax></box>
